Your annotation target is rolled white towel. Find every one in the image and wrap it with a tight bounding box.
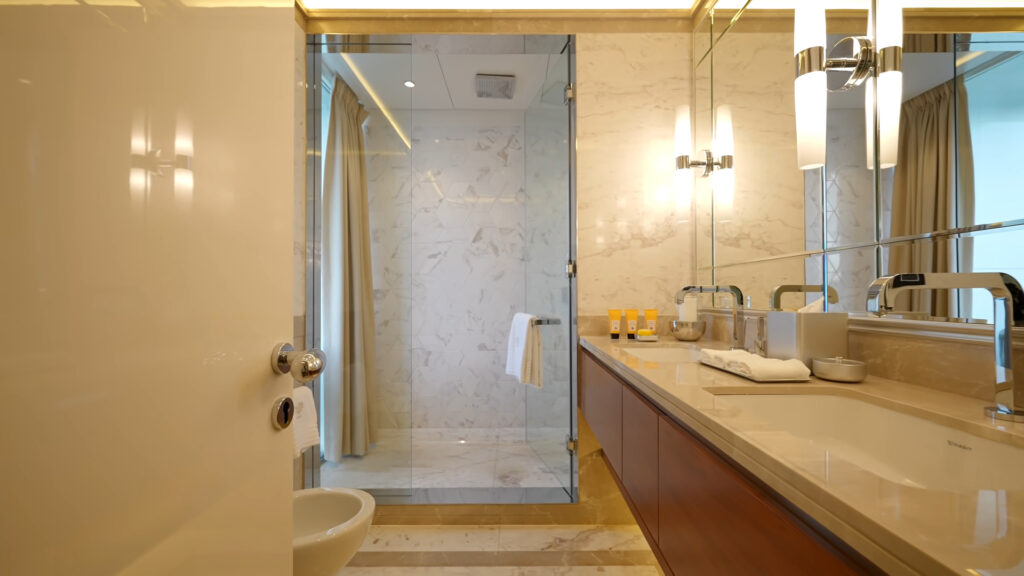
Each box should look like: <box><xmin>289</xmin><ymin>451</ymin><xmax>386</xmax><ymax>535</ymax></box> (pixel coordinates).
<box><xmin>701</xmin><ymin>349</ymin><xmax>810</xmax><ymax>382</ymax></box>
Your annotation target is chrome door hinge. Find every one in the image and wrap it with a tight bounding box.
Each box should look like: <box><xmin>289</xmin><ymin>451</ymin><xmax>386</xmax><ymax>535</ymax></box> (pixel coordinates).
<box><xmin>566</xmin><ymin>435</ymin><xmax>579</xmax><ymax>454</ymax></box>
<box><xmin>564</xmin><ymin>83</ymin><xmax>575</xmax><ymax>104</ymax></box>
<box><xmin>566</xmin><ymin>260</ymin><xmax>577</xmax><ymax>279</ymax></box>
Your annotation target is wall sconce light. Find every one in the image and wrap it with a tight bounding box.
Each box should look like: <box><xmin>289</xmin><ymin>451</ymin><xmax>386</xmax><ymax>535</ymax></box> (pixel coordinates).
<box><xmin>674</xmin><ymin>105</ymin><xmax>735</xmax><ymax>178</ymax></box>
<box><xmin>793</xmin><ymin>0</ymin><xmax>903</xmax><ymax>171</ymax></box>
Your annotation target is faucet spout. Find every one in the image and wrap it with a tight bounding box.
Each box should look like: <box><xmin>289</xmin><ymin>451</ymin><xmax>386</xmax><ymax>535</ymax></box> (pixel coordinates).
<box><xmin>769</xmin><ymin>284</ymin><xmax>840</xmax><ymax>311</ymax></box>
<box><xmin>865</xmin><ymin>272</ymin><xmax>1024</xmax><ymax>422</ymax></box>
<box><xmin>677</xmin><ymin>285</ymin><xmax>745</xmax><ymax>350</ymax></box>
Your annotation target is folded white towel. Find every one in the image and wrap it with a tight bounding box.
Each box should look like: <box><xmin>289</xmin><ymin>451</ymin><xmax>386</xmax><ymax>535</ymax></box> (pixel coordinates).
<box><xmin>506</xmin><ymin>312</ymin><xmax>543</xmax><ymax>388</ymax></box>
<box><xmin>698</xmin><ymin>348</ymin><xmax>750</xmax><ymax>370</ymax></box>
<box><xmin>700</xmin><ymin>348</ymin><xmax>810</xmax><ymax>382</ymax></box>
<box><xmin>291</xmin><ymin>385</ymin><xmax>320</xmax><ymax>459</ymax></box>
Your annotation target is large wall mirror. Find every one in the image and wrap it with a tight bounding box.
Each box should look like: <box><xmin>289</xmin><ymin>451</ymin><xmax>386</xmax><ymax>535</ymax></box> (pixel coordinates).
<box><xmin>695</xmin><ymin>1</ymin><xmax>1024</xmax><ymax>322</ymax></box>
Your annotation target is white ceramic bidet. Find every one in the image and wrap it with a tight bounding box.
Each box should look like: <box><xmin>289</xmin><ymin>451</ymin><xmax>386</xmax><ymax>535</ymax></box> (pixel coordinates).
<box><xmin>293</xmin><ymin>487</ymin><xmax>375</xmax><ymax>576</ymax></box>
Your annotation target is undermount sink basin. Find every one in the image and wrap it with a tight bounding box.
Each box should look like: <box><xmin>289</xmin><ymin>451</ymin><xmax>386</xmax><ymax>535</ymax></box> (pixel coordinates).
<box><xmin>621</xmin><ymin>346</ymin><xmax>700</xmax><ymax>364</ymax></box>
<box><xmin>293</xmin><ymin>487</ymin><xmax>375</xmax><ymax>576</ymax></box>
<box><xmin>714</xmin><ymin>394</ymin><xmax>1024</xmax><ymax>492</ymax></box>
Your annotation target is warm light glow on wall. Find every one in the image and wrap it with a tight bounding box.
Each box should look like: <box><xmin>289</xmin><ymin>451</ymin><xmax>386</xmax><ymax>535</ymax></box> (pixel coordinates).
<box><xmin>713</xmin><ymin>105</ymin><xmax>735</xmax><ymax>213</ymax></box>
<box><xmin>674</xmin><ymin>105</ymin><xmax>693</xmax><ymax>211</ymax></box>
<box><xmin>793</xmin><ymin>0</ymin><xmax>827</xmax><ymax>170</ymax></box>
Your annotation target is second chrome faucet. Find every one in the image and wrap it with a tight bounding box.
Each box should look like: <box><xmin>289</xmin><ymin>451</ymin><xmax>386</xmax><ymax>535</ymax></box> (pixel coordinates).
<box><xmin>676</xmin><ymin>285</ymin><xmax>744</xmax><ymax>350</ymax></box>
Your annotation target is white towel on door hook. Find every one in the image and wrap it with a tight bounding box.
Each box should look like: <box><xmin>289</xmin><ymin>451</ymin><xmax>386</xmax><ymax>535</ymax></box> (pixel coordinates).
<box><xmin>506</xmin><ymin>313</ymin><xmax>543</xmax><ymax>389</ymax></box>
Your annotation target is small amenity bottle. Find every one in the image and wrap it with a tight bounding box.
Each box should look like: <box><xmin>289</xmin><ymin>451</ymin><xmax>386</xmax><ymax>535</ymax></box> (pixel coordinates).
<box><xmin>625</xmin><ymin>309</ymin><xmax>639</xmax><ymax>339</ymax></box>
<box><xmin>608</xmin><ymin>309</ymin><xmax>623</xmax><ymax>339</ymax></box>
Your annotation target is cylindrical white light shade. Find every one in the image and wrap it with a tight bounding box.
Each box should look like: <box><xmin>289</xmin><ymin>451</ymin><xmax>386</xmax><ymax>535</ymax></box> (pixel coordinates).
<box><xmin>795</xmin><ymin>72</ymin><xmax>827</xmax><ymax>170</ymax></box>
<box><xmin>877</xmin><ymin>71</ymin><xmax>902</xmax><ymax>169</ymax></box>
<box><xmin>714</xmin><ymin>169</ymin><xmax>735</xmax><ymax>214</ymax></box>
<box><xmin>714</xmin><ymin>105</ymin><xmax>734</xmax><ymax>157</ymax></box>
<box><xmin>794</xmin><ymin>0</ymin><xmax>826</xmax><ymax>171</ymax></box>
<box><xmin>674</xmin><ymin>105</ymin><xmax>691</xmax><ymax>158</ymax></box>
<box><xmin>875</xmin><ymin>0</ymin><xmax>903</xmax><ymax>50</ymax></box>
<box><xmin>793</xmin><ymin>0</ymin><xmax>825</xmax><ymax>55</ymax></box>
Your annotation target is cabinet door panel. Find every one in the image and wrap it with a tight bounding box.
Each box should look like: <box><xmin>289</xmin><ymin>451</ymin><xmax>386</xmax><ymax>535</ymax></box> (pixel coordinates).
<box><xmin>622</xmin><ymin>385</ymin><xmax>659</xmax><ymax>542</ymax></box>
<box><xmin>657</xmin><ymin>416</ymin><xmax>862</xmax><ymax>575</ymax></box>
<box><xmin>580</xmin><ymin>350</ymin><xmax>622</xmax><ymax>475</ymax></box>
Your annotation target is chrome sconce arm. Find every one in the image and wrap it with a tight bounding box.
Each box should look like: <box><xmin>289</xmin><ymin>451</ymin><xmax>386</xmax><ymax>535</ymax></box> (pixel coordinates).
<box><xmin>795</xmin><ymin>36</ymin><xmax>902</xmax><ymax>93</ymax></box>
<box><xmin>675</xmin><ymin>150</ymin><xmax>734</xmax><ymax>178</ymax></box>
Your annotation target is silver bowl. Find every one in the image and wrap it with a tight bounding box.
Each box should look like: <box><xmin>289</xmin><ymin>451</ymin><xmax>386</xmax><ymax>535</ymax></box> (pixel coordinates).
<box><xmin>671</xmin><ymin>320</ymin><xmax>706</xmax><ymax>341</ymax></box>
<box><xmin>811</xmin><ymin>357</ymin><xmax>867</xmax><ymax>383</ymax></box>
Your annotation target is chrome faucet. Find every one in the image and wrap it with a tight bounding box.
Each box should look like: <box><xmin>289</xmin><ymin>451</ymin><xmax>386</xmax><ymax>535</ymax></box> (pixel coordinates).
<box><xmin>769</xmin><ymin>284</ymin><xmax>839</xmax><ymax>311</ymax></box>
<box><xmin>866</xmin><ymin>272</ymin><xmax>1024</xmax><ymax>422</ymax></box>
<box><xmin>676</xmin><ymin>285</ymin><xmax>745</xmax><ymax>350</ymax></box>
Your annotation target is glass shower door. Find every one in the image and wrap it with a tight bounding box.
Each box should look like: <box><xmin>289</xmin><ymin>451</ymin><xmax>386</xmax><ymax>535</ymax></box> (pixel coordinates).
<box><xmin>524</xmin><ymin>38</ymin><xmax>577</xmax><ymax>501</ymax></box>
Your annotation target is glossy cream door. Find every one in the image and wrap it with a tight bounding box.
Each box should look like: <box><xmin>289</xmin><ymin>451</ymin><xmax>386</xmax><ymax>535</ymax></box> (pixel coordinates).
<box><xmin>0</xmin><ymin>3</ymin><xmax>295</xmax><ymax>575</ymax></box>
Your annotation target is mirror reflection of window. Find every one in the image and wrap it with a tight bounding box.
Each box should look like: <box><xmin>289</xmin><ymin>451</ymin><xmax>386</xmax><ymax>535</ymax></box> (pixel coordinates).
<box><xmin>960</xmin><ymin>34</ymin><xmax>1024</xmax><ymax>322</ymax></box>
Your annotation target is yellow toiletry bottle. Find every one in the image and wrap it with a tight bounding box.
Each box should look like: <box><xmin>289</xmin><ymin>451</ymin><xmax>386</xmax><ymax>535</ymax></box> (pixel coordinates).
<box><xmin>625</xmin><ymin>309</ymin><xmax>639</xmax><ymax>340</ymax></box>
<box><xmin>608</xmin><ymin>309</ymin><xmax>623</xmax><ymax>339</ymax></box>
<box><xmin>644</xmin><ymin>308</ymin><xmax>658</xmax><ymax>332</ymax></box>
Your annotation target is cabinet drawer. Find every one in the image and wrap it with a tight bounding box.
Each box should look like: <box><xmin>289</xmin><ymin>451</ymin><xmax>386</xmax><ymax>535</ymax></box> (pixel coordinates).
<box><xmin>580</xmin><ymin>350</ymin><xmax>622</xmax><ymax>476</ymax></box>
<box><xmin>622</xmin><ymin>385</ymin><xmax>659</xmax><ymax>542</ymax></box>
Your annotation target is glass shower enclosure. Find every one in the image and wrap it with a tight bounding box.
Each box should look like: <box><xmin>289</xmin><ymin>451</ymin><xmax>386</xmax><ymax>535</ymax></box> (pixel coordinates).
<box><xmin>304</xmin><ymin>34</ymin><xmax>577</xmax><ymax>504</ymax></box>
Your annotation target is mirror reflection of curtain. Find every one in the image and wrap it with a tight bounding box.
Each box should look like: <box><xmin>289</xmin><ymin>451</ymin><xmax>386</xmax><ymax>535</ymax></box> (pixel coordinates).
<box><xmin>890</xmin><ymin>76</ymin><xmax>974</xmax><ymax>316</ymax></box>
<box><xmin>322</xmin><ymin>77</ymin><xmax>378</xmax><ymax>461</ymax></box>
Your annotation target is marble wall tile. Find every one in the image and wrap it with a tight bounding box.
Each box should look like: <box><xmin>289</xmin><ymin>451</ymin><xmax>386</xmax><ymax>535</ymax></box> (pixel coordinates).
<box><xmin>366</xmin><ymin>108</ymin><xmax>415</xmax><ymax>430</ymax></box>
<box><xmin>367</xmin><ymin>108</ymin><xmax>540</xmax><ymax>430</ymax></box>
<box><xmin>525</xmin><ymin>101</ymin><xmax>572</xmax><ymax>430</ymax></box>
<box><xmin>712</xmin><ymin>32</ymin><xmax>805</xmax><ymax>267</ymax></box>
<box><xmin>576</xmin><ymin>33</ymin><xmax>692</xmax><ymax>318</ymax></box>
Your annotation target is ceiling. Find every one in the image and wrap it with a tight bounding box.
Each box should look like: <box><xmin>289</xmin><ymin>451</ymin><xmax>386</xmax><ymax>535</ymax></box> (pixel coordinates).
<box><xmin>324</xmin><ymin>46</ymin><xmax>562</xmax><ymax>112</ymax></box>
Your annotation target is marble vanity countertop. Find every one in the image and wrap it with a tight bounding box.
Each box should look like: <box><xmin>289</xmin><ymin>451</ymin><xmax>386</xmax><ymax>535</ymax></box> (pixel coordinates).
<box><xmin>580</xmin><ymin>335</ymin><xmax>1024</xmax><ymax>576</ymax></box>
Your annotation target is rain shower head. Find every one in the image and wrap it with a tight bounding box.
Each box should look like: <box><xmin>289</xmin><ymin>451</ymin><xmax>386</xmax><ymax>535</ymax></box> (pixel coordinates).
<box><xmin>475</xmin><ymin>74</ymin><xmax>516</xmax><ymax>100</ymax></box>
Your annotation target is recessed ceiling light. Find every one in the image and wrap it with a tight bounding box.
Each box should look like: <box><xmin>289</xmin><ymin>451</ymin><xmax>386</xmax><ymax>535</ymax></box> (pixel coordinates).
<box><xmin>404</xmin><ymin>80</ymin><xmax>416</xmax><ymax>88</ymax></box>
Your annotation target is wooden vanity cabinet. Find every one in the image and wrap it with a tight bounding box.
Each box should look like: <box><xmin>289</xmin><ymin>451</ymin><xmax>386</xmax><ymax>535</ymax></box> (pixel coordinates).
<box><xmin>579</xmin><ymin>348</ymin><xmax>876</xmax><ymax>576</ymax></box>
<box><xmin>580</xmin><ymin>348</ymin><xmax>622</xmax><ymax>475</ymax></box>
<box><xmin>621</xmin><ymin>384</ymin><xmax>660</xmax><ymax>542</ymax></box>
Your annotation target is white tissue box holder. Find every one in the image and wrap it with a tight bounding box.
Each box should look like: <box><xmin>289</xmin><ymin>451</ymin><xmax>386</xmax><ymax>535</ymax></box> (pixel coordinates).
<box><xmin>765</xmin><ymin>311</ymin><xmax>848</xmax><ymax>367</ymax></box>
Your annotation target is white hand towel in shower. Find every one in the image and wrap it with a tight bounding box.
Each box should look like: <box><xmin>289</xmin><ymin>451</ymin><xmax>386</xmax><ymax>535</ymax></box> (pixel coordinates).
<box><xmin>291</xmin><ymin>385</ymin><xmax>320</xmax><ymax>459</ymax></box>
<box><xmin>506</xmin><ymin>312</ymin><xmax>543</xmax><ymax>388</ymax></box>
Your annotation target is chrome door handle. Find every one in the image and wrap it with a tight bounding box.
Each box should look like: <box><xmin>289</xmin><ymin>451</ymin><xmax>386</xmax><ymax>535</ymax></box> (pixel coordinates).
<box><xmin>272</xmin><ymin>343</ymin><xmax>326</xmax><ymax>383</ymax></box>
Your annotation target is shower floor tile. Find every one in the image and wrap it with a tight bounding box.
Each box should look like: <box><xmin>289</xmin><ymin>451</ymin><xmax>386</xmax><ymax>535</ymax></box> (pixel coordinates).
<box><xmin>320</xmin><ymin>428</ymin><xmax>567</xmax><ymax>491</ymax></box>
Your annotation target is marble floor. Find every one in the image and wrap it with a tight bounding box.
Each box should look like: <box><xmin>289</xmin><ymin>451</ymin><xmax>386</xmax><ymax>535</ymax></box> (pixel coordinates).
<box><xmin>321</xmin><ymin>428</ymin><xmax>571</xmax><ymax>495</ymax></box>
<box><xmin>343</xmin><ymin>524</ymin><xmax>662</xmax><ymax>575</ymax></box>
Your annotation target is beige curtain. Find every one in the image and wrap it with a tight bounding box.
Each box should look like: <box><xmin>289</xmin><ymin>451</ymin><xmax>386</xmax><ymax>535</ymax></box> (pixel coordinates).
<box><xmin>322</xmin><ymin>77</ymin><xmax>378</xmax><ymax>461</ymax></box>
<box><xmin>890</xmin><ymin>76</ymin><xmax>974</xmax><ymax>316</ymax></box>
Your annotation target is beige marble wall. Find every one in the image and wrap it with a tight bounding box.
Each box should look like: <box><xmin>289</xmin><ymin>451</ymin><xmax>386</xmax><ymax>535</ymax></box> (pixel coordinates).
<box><xmin>696</xmin><ymin>31</ymin><xmax>807</xmax><ymax>307</ymax></box>
<box><xmin>712</xmin><ymin>32</ymin><xmax>804</xmax><ymax>267</ymax></box>
<box><xmin>576</xmin><ymin>33</ymin><xmax>692</xmax><ymax>318</ymax></box>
